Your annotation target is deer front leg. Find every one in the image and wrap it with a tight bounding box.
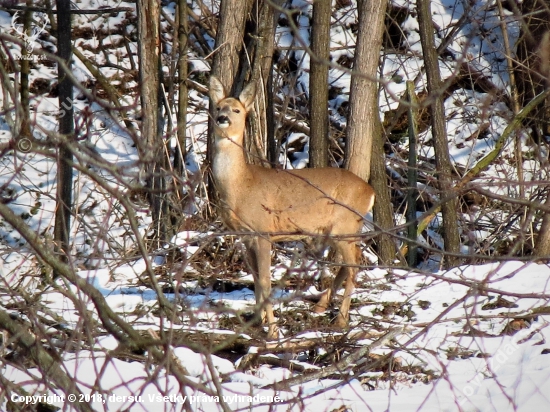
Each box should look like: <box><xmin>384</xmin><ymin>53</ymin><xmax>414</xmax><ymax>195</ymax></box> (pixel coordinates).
<box><xmin>245</xmin><ymin>236</ymin><xmax>278</xmax><ymax>340</ymax></box>
<box><xmin>313</xmin><ymin>286</ymin><xmax>331</xmax><ymax>314</ymax></box>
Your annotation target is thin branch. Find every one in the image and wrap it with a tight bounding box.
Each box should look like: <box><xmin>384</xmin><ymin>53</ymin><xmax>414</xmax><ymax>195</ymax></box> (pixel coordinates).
<box><xmin>263</xmin><ymin>327</ymin><xmax>404</xmax><ymax>389</ymax></box>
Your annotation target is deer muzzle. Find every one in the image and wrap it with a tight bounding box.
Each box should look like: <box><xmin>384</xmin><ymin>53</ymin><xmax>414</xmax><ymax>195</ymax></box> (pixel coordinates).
<box><xmin>216</xmin><ymin>115</ymin><xmax>230</xmax><ymax>128</ymax></box>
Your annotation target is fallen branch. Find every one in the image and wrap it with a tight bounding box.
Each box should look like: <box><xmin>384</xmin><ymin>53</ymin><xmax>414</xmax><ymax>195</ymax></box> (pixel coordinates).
<box><xmin>0</xmin><ymin>308</ymin><xmax>95</xmax><ymax>412</ymax></box>
<box><xmin>262</xmin><ymin>327</ymin><xmax>404</xmax><ymax>390</ymax></box>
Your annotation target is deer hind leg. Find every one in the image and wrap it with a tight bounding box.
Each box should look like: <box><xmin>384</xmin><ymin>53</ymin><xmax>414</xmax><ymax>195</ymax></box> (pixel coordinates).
<box><xmin>334</xmin><ymin>241</ymin><xmax>360</xmax><ymax>327</ymax></box>
<box><xmin>314</xmin><ymin>241</ymin><xmax>359</xmax><ymax>327</ymax></box>
<box><xmin>244</xmin><ymin>236</ymin><xmax>278</xmax><ymax>339</ymax></box>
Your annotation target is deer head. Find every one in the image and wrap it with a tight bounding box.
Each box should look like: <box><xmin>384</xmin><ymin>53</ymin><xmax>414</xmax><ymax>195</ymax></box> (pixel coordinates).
<box><xmin>209</xmin><ymin>76</ymin><xmax>255</xmax><ymax>144</ymax></box>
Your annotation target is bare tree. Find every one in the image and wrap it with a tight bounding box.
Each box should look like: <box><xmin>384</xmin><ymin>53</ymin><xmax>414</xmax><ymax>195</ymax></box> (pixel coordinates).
<box><xmin>137</xmin><ymin>0</ymin><xmax>171</xmax><ymax>245</ymax></box>
<box><xmin>234</xmin><ymin>0</ymin><xmax>281</xmax><ymax>167</ymax></box>
<box><xmin>514</xmin><ymin>0</ymin><xmax>550</xmax><ymax>144</ymax></box>
<box><xmin>19</xmin><ymin>0</ymin><xmax>31</xmax><ymax>139</ymax></box>
<box><xmin>346</xmin><ymin>0</ymin><xmax>397</xmax><ymax>265</ymax></box>
<box><xmin>406</xmin><ymin>81</ymin><xmax>419</xmax><ymax>267</ymax></box>
<box><xmin>260</xmin><ymin>0</ymin><xmax>286</xmax><ymax>164</ymax></box>
<box><xmin>210</xmin><ymin>0</ymin><xmax>253</xmax><ymax>90</ymax></box>
<box><xmin>417</xmin><ymin>0</ymin><xmax>461</xmax><ymax>267</ymax></box>
<box><xmin>174</xmin><ymin>0</ymin><xmax>189</xmax><ymax>176</ymax></box>
<box><xmin>309</xmin><ymin>0</ymin><xmax>330</xmax><ymax>168</ymax></box>
<box><xmin>54</xmin><ymin>0</ymin><xmax>74</xmax><ymax>263</ymax></box>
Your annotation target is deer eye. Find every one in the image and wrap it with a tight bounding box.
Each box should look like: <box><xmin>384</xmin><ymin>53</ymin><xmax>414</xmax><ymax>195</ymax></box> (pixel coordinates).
<box><xmin>216</xmin><ymin>107</ymin><xmax>221</xmax><ymax>111</ymax></box>
<box><xmin>233</xmin><ymin>108</ymin><xmax>240</xmax><ymax>114</ymax></box>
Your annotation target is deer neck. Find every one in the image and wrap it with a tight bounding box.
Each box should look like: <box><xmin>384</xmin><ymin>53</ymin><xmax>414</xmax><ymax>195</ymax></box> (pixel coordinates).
<box><xmin>212</xmin><ymin>131</ymin><xmax>252</xmax><ymax>201</ymax></box>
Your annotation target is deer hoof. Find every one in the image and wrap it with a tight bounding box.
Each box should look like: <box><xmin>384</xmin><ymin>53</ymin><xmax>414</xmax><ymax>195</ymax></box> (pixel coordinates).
<box><xmin>314</xmin><ymin>290</ymin><xmax>331</xmax><ymax>313</ymax></box>
<box><xmin>267</xmin><ymin>324</ymin><xmax>279</xmax><ymax>341</ymax></box>
<box><xmin>333</xmin><ymin>313</ymin><xmax>348</xmax><ymax>329</ymax></box>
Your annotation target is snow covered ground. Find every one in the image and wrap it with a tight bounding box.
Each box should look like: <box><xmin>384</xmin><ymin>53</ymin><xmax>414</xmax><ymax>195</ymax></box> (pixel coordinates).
<box><xmin>2</xmin><ymin>259</ymin><xmax>550</xmax><ymax>411</ymax></box>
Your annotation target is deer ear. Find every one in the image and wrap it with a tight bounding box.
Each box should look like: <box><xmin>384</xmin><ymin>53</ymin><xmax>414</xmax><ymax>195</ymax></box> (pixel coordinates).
<box><xmin>239</xmin><ymin>81</ymin><xmax>256</xmax><ymax>112</ymax></box>
<box><xmin>209</xmin><ymin>76</ymin><xmax>226</xmax><ymax>104</ymax></box>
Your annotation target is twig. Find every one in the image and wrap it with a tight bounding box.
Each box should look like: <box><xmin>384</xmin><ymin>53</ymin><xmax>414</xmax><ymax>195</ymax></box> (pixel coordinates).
<box><xmin>0</xmin><ymin>309</ymin><xmax>95</xmax><ymax>412</ymax></box>
<box><xmin>262</xmin><ymin>327</ymin><xmax>404</xmax><ymax>389</ymax></box>
<box><xmin>0</xmin><ymin>5</ymin><xmax>133</xmax><ymax>14</ymax></box>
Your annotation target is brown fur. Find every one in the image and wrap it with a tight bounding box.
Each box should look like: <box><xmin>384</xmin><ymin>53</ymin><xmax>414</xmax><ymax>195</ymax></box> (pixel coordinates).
<box><xmin>209</xmin><ymin>76</ymin><xmax>375</xmax><ymax>339</ymax></box>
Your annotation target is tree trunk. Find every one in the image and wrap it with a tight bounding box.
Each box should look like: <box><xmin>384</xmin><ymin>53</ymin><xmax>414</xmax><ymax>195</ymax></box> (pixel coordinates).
<box><xmin>535</xmin><ymin>190</ymin><xmax>550</xmax><ymax>259</ymax></box>
<box><xmin>309</xmin><ymin>0</ymin><xmax>330</xmax><ymax>168</ymax></box>
<box><xmin>259</xmin><ymin>1</ymin><xmax>285</xmax><ymax>165</ymax></box>
<box><xmin>54</xmin><ymin>0</ymin><xmax>74</xmax><ymax>264</ymax></box>
<box><xmin>346</xmin><ymin>0</ymin><xmax>397</xmax><ymax>265</ymax></box>
<box><xmin>174</xmin><ymin>0</ymin><xmax>189</xmax><ymax>176</ymax></box>
<box><xmin>345</xmin><ymin>0</ymin><xmax>386</xmax><ymax>181</ymax></box>
<box><xmin>406</xmin><ymin>81</ymin><xmax>419</xmax><ymax>267</ymax></box>
<box><xmin>19</xmin><ymin>1</ymin><xmax>31</xmax><ymax>139</ymax></box>
<box><xmin>210</xmin><ymin>0</ymin><xmax>254</xmax><ymax>102</ymax></box>
<box><xmin>417</xmin><ymin>0</ymin><xmax>461</xmax><ymax>268</ymax></box>
<box><xmin>137</xmin><ymin>0</ymin><xmax>168</xmax><ymax>245</ymax></box>
<box><xmin>241</xmin><ymin>0</ymin><xmax>281</xmax><ymax>167</ymax></box>
<box><xmin>370</xmin><ymin>122</ymin><xmax>399</xmax><ymax>265</ymax></box>
<box><xmin>515</xmin><ymin>0</ymin><xmax>550</xmax><ymax>143</ymax></box>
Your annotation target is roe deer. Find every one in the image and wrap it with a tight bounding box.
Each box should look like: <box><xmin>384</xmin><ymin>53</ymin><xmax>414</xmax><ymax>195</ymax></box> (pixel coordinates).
<box><xmin>209</xmin><ymin>76</ymin><xmax>375</xmax><ymax>339</ymax></box>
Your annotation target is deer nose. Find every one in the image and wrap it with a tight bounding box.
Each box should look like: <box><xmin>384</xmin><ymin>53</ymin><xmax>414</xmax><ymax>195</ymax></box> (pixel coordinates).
<box><xmin>216</xmin><ymin>115</ymin><xmax>230</xmax><ymax>126</ymax></box>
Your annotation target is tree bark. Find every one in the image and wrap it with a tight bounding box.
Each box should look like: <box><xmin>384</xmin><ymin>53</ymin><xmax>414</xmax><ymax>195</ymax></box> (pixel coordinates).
<box><xmin>260</xmin><ymin>1</ymin><xmax>285</xmax><ymax>165</ymax></box>
<box><xmin>174</xmin><ymin>0</ymin><xmax>189</xmax><ymax>176</ymax></box>
<box><xmin>514</xmin><ymin>0</ymin><xmax>550</xmax><ymax>143</ymax></box>
<box><xmin>19</xmin><ymin>1</ymin><xmax>32</xmax><ymax>139</ymax></box>
<box><xmin>346</xmin><ymin>0</ymin><xmax>396</xmax><ymax>265</ymax></box>
<box><xmin>211</xmin><ymin>0</ymin><xmax>254</xmax><ymax>93</ymax></box>
<box><xmin>242</xmin><ymin>0</ymin><xmax>281</xmax><ymax>166</ymax></box>
<box><xmin>344</xmin><ymin>0</ymin><xmax>386</xmax><ymax>181</ymax></box>
<box><xmin>137</xmin><ymin>0</ymin><xmax>161</xmax><ymax>156</ymax></box>
<box><xmin>54</xmin><ymin>0</ymin><xmax>74</xmax><ymax>264</ymax></box>
<box><xmin>309</xmin><ymin>0</ymin><xmax>330</xmax><ymax>168</ymax></box>
<box><xmin>535</xmin><ymin>191</ymin><xmax>550</xmax><ymax>258</ymax></box>
<box><xmin>406</xmin><ymin>81</ymin><xmax>419</xmax><ymax>267</ymax></box>
<box><xmin>370</xmin><ymin>122</ymin><xmax>399</xmax><ymax>265</ymax></box>
<box><xmin>138</xmin><ymin>0</ymin><xmax>169</xmax><ymax>245</ymax></box>
<box><xmin>417</xmin><ymin>0</ymin><xmax>461</xmax><ymax>268</ymax></box>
